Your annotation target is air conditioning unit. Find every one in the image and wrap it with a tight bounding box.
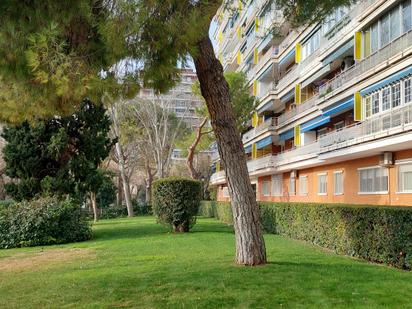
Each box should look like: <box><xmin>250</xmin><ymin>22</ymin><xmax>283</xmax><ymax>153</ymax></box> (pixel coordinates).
<box><xmin>290</xmin><ymin>170</ymin><xmax>298</xmax><ymax>179</ymax></box>
<box><xmin>379</xmin><ymin>152</ymin><xmax>394</xmax><ymax>166</ymax></box>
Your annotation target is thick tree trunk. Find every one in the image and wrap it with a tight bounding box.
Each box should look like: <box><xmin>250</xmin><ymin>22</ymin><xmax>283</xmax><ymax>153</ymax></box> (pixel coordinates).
<box><xmin>115</xmin><ymin>142</ymin><xmax>134</xmax><ymax>217</ymax></box>
<box><xmin>192</xmin><ymin>36</ymin><xmax>266</xmax><ymax>266</ymax></box>
<box><xmin>90</xmin><ymin>192</ymin><xmax>98</xmax><ymax>223</ymax></box>
<box><xmin>187</xmin><ymin>117</ymin><xmax>208</xmax><ymax>179</ymax></box>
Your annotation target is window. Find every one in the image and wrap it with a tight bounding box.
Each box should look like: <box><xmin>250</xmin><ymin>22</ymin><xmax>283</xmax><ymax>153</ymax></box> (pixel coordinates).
<box><xmin>333</xmin><ymin>171</ymin><xmax>344</xmax><ymax>195</ymax></box>
<box><xmin>262</xmin><ymin>181</ymin><xmax>270</xmax><ymax>197</ymax></box>
<box><xmin>405</xmin><ymin>78</ymin><xmax>412</xmax><ymax>104</ymax></box>
<box><xmin>391</xmin><ymin>83</ymin><xmax>401</xmax><ymax>108</ymax></box>
<box><xmin>390</xmin><ymin>6</ymin><xmax>401</xmax><ymax>40</ymax></box>
<box><xmin>365</xmin><ymin>96</ymin><xmax>372</xmax><ymax>118</ymax></box>
<box><xmin>370</xmin><ymin>23</ymin><xmax>379</xmax><ymax>53</ymax></box>
<box><xmin>289</xmin><ymin>177</ymin><xmax>296</xmax><ymax>196</ymax></box>
<box><xmin>299</xmin><ymin>176</ymin><xmax>308</xmax><ymax>196</ymax></box>
<box><xmin>398</xmin><ymin>162</ymin><xmax>412</xmax><ymax>192</ymax></box>
<box><xmin>271</xmin><ymin>174</ymin><xmax>283</xmax><ymax>196</ymax></box>
<box><xmin>372</xmin><ymin>93</ymin><xmax>380</xmax><ymax>114</ymax></box>
<box><xmin>318</xmin><ymin>127</ymin><xmax>328</xmax><ymax>137</ymax></box>
<box><xmin>382</xmin><ymin>87</ymin><xmax>391</xmax><ymax>111</ymax></box>
<box><xmin>403</xmin><ymin>0</ymin><xmax>412</xmax><ymax>33</ymax></box>
<box><xmin>222</xmin><ymin>186</ymin><xmax>230</xmax><ymax>197</ymax></box>
<box><xmin>358</xmin><ymin>167</ymin><xmax>389</xmax><ymax>194</ymax></box>
<box><xmin>317</xmin><ymin>173</ymin><xmax>327</xmax><ymax>195</ymax></box>
<box><xmin>380</xmin><ymin>13</ymin><xmax>390</xmax><ymax>47</ymax></box>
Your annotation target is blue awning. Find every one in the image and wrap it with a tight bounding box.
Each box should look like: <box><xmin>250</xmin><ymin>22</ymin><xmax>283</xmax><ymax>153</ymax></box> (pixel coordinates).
<box><xmin>360</xmin><ymin>66</ymin><xmax>412</xmax><ymax>96</ymax></box>
<box><xmin>256</xmin><ymin>136</ymin><xmax>273</xmax><ymax>149</ymax></box>
<box><xmin>322</xmin><ymin>40</ymin><xmax>353</xmax><ymax>65</ymax></box>
<box><xmin>279</xmin><ymin>48</ymin><xmax>295</xmax><ymax>66</ymax></box>
<box><xmin>279</xmin><ymin>129</ymin><xmax>294</xmax><ymax>141</ymax></box>
<box><xmin>301</xmin><ymin>115</ymin><xmax>330</xmax><ymax>133</ymax></box>
<box><xmin>244</xmin><ymin>145</ymin><xmax>252</xmax><ymax>154</ymax></box>
<box><xmin>323</xmin><ymin>97</ymin><xmax>354</xmax><ymax>117</ymax></box>
<box><xmin>280</xmin><ymin>89</ymin><xmax>294</xmax><ymax>103</ymax></box>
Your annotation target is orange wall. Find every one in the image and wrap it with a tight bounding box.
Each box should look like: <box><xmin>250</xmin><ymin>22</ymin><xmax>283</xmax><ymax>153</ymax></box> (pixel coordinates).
<box><xmin>217</xmin><ymin>149</ymin><xmax>412</xmax><ymax>207</ymax></box>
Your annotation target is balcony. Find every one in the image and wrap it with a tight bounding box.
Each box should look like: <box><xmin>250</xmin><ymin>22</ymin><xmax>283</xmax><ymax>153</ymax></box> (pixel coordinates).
<box><xmin>247</xmin><ymin>154</ymin><xmax>277</xmax><ymax>173</ymax></box>
<box><xmin>319</xmin><ymin>29</ymin><xmax>412</xmax><ymax>97</ymax></box>
<box><xmin>276</xmin><ymin>64</ymin><xmax>299</xmax><ymax>92</ymax></box>
<box><xmin>210</xmin><ymin>170</ymin><xmax>226</xmax><ymax>184</ymax></box>
<box><xmin>319</xmin><ymin>103</ymin><xmax>412</xmax><ymax>152</ymax></box>
<box><xmin>275</xmin><ymin>141</ymin><xmax>320</xmax><ymax>166</ymax></box>
<box><xmin>242</xmin><ymin>117</ymin><xmax>277</xmax><ymax>143</ymax></box>
<box><xmin>277</xmin><ymin>95</ymin><xmax>318</xmax><ymax>127</ymax></box>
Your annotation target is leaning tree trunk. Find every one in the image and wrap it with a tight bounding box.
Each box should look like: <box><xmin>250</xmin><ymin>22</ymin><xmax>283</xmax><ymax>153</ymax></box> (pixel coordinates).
<box><xmin>115</xmin><ymin>142</ymin><xmax>134</xmax><ymax>217</ymax></box>
<box><xmin>192</xmin><ymin>36</ymin><xmax>266</xmax><ymax>266</ymax></box>
<box><xmin>187</xmin><ymin>117</ymin><xmax>208</xmax><ymax>179</ymax></box>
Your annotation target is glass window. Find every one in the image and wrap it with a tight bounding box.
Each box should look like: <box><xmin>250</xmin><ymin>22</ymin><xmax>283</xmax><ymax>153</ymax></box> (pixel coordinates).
<box><xmin>380</xmin><ymin>14</ymin><xmax>390</xmax><ymax>47</ymax></box>
<box><xmin>299</xmin><ymin>176</ymin><xmax>308</xmax><ymax>196</ymax></box>
<box><xmin>370</xmin><ymin>24</ymin><xmax>379</xmax><ymax>53</ymax></box>
<box><xmin>405</xmin><ymin>78</ymin><xmax>412</xmax><ymax>104</ymax></box>
<box><xmin>318</xmin><ymin>173</ymin><xmax>327</xmax><ymax>195</ymax></box>
<box><xmin>365</xmin><ymin>96</ymin><xmax>372</xmax><ymax>118</ymax></box>
<box><xmin>398</xmin><ymin>162</ymin><xmax>412</xmax><ymax>192</ymax></box>
<box><xmin>262</xmin><ymin>181</ymin><xmax>270</xmax><ymax>196</ymax></box>
<box><xmin>334</xmin><ymin>171</ymin><xmax>344</xmax><ymax>195</ymax></box>
<box><xmin>392</xmin><ymin>83</ymin><xmax>401</xmax><ymax>108</ymax></box>
<box><xmin>402</xmin><ymin>0</ymin><xmax>412</xmax><ymax>33</ymax></box>
<box><xmin>271</xmin><ymin>174</ymin><xmax>283</xmax><ymax>196</ymax></box>
<box><xmin>372</xmin><ymin>92</ymin><xmax>380</xmax><ymax>114</ymax></box>
<box><xmin>382</xmin><ymin>87</ymin><xmax>391</xmax><ymax>111</ymax></box>
<box><xmin>289</xmin><ymin>177</ymin><xmax>296</xmax><ymax>195</ymax></box>
<box><xmin>223</xmin><ymin>186</ymin><xmax>230</xmax><ymax>197</ymax></box>
<box><xmin>359</xmin><ymin>167</ymin><xmax>389</xmax><ymax>193</ymax></box>
<box><xmin>390</xmin><ymin>6</ymin><xmax>401</xmax><ymax>40</ymax></box>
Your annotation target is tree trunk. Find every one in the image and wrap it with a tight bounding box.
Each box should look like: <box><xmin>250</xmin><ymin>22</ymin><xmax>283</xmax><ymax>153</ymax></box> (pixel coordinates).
<box><xmin>117</xmin><ymin>176</ymin><xmax>123</xmax><ymax>207</ymax></box>
<box><xmin>145</xmin><ymin>164</ymin><xmax>154</xmax><ymax>204</ymax></box>
<box><xmin>90</xmin><ymin>192</ymin><xmax>98</xmax><ymax>223</ymax></box>
<box><xmin>115</xmin><ymin>142</ymin><xmax>134</xmax><ymax>217</ymax></box>
<box><xmin>192</xmin><ymin>36</ymin><xmax>266</xmax><ymax>266</ymax></box>
<box><xmin>187</xmin><ymin>117</ymin><xmax>208</xmax><ymax>179</ymax></box>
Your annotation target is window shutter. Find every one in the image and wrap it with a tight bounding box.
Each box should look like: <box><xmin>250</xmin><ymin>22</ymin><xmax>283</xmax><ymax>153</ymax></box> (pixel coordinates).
<box><xmin>294</xmin><ymin>125</ymin><xmax>301</xmax><ymax>147</ymax></box>
<box><xmin>237</xmin><ymin>51</ymin><xmax>242</xmax><ymax>65</ymax></box>
<box><xmin>294</xmin><ymin>84</ymin><xmax>301</xmax><ymax>105</ymax></box>
<box><xmin>354</xmin><ymin>92</ymin><xmax>363</xmax><ymax>121</ymax></box>
<box><xmin>253</xmin><ymin>48</ymin><xmax>258</xmax><ymax>64</ymax></box>
<box><xmin>253</xmin><ymin>80</ymin><xmax>257</xmax><ymax>96</ymax></box>
<box><xmin>255</xmin><ymin>17</ymin><xmax>260</xmax><ymax>32</ymax></box>
<box><xmin>354</xmin><ymin>32</ymin><xmax>362</xmax><ymax>61</ymax></box>
<box><xmin>295</xmin><ymin>43</ymin><xmax>301</xmax><ymax>63</ymax></box>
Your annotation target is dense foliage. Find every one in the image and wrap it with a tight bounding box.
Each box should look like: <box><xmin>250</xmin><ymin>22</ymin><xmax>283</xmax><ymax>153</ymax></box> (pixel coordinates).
<box><xmin>0</xmin><ymin>196</ymin><xmax>92</xmax><ymax>249</ymax></box>
<box><xmin>98</xmin><ymin>201</ymin><xmax>152</xmax><ymax>220</ymax></box>
<box><xmin>96</xmin><ymin>174</ymin><xmax>117</xmax><ymax>209</ymax></box>
<box><xmin>199</xmin><ymin>201</ymin><xmax>412</xmax><ymax>270</ymax></box>
<box><xmin>1</xmin><ymin>100</ymin><xmax>114</xmax><ymax>201</ymax></box>
<box><xmin>152</xmin><ymin>177</ymin><xmax>201</xmax><ymax>232</ymax></box>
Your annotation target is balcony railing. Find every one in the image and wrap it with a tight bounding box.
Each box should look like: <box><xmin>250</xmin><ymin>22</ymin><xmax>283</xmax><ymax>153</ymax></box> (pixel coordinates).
<box><xmin>210</xmin><ymin>170</ymin><xmax>225</xmax><ymax>183</ymax></box>
<box><xmin>277</xmin><ymin>95</ymin><xmax>318</xmax><ymax>126</ymax></box>
<box><xmin>275</xmin><ymin>141</ymin><xmax>320</xmax><ymax>164</ymax></box>
<box><xmin>319</xmin><ymin>103</ymin><xmax>412</xmax><ymax>151</ymax></box>
<box><xmin>276</xmin><ymin>64</ymin><xmax>299</xmax><ymax>92</ymax></box>
<box><xmin>242</xmin><ymin>117</ymin><xmax>277</xmax><ymax>143</ymax></box>
<box><xmin>319</xmin><ymin>29</ymin><xmax>412</xmax><ymax>96</ymax></box>
<box><xmin>247</xmin><ymin>154</ymin><xmax>276</xmax><ymax>172</ymax></box>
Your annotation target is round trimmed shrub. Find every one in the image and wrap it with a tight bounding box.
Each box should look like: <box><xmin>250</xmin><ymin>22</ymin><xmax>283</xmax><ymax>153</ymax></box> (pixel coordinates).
<box><xmin>152</xmin><ymin>177</ymin><xmax>201</xmax><ymax>232</ymax></box>
<box><xmin>0</xmin><ymin>196</ymin><xmax>92</xmax><ymax>249</ymax></box>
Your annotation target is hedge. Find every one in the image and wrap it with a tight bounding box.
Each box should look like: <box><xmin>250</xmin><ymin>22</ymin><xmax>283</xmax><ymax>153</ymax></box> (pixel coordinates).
<box><xmin>198</xmin><ymin>201</ymin><xmax>412</xmax><ymax>270</ymax></box>
<box><xmin>0</xmin><ymin>197</ymin><xmax>92</xmax><ymax>249</ymax></box>
<box><xmin>152</xmin><ymin>177</ymin><xmax>201</xmax><ymax>232</ymax></box>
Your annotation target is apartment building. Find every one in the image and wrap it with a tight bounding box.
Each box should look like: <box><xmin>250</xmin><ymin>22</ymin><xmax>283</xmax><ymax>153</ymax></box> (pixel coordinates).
<box><xmin>138</xmin><ymin>68</ymin><xmax>203</xmax><ymax>130</ymax></box>
<box><xmin>210</xmin><ymin>0</ymin><xmax>412</xmax><ymax>206</ymax></box>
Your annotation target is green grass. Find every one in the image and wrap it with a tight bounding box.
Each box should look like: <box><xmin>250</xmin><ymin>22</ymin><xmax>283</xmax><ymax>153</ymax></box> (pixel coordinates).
<box><xmin>0</xmin><ymin>217</ymin><xmax>411</xmax><ymax>309</ymax></box>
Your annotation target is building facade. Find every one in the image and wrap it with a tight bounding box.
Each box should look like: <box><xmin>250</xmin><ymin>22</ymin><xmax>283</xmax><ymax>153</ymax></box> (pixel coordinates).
<box><xmin>210</xmin><ymin>0</ymin><xmax>412</xmax><ymax>206</ymax></box>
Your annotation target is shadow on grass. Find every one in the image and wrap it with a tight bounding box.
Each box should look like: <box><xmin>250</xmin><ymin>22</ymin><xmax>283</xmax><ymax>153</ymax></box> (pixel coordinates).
<box><xmin>92</xmin><ymin>217</ymin><xmax>234</xmax><ymax>242</ymax></box>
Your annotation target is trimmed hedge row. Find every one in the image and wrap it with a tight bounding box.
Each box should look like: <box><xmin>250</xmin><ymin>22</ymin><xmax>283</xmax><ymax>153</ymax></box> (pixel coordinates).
<box><xmin>199</xmin><ymin>201</ymin><xmax>412</xmax><ymax>270</ymax></box>
<box><xmin>0</xmin><ymin>197</ymin><xmax>92</xmax><ymax>249</ymax></box>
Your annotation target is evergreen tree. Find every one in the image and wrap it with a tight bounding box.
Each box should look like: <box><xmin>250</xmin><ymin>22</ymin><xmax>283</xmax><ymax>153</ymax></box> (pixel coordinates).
<box><xmin>2</xmin><ymin>100</ymin><xmax>115</xmax><ymax>202</ymax></box>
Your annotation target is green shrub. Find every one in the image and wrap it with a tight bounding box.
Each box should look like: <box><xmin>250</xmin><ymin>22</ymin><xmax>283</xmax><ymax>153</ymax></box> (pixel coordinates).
<box><xmin>0</xmin><ymin>196</ymin><xmax>92</xmax><ymax>249</ymax></box>
<box><xmin>99</xmin><ymin>207</ymin><xmax>128</xmax><ymax>219</ymax></box>
<box><xmin>198</xmin><ymin>201</ymin><xmax>412</xmax><ymax>270</ymax></box>
<box><xmin>133</xmin><ymin>200</ymin><xmax>152</xmax><ymax>216</ymax></box>
<box><xmin>152</xmin><ymin>177</ymin><xmax>201</xmax><ymax>232</ymax></box>
<box><xmin>96</xmin><ymin>176</ymin><xmax>117</xmax><ymax>208</ymax></box>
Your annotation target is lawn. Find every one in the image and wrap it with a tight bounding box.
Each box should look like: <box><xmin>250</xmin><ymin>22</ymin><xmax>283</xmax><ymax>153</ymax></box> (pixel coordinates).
<box><xmin>0</xmin><ymin>217</ymin><xmax>411</xmax><ymax>309</ymax></box>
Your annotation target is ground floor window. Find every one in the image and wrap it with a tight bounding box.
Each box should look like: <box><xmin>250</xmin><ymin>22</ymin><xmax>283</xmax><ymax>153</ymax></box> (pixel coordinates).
<box><xmin>397</xmin><ymin>161</ymin><xmax>412</xmax><ymax>193</ymax></box>
<box><xmin>262</xmin><ymin>181</ymin><xmax>271</xmax><ymax>197</ymax></box>
<box><xmin>317</xmin><ymin>173</ymin><xmax>327</xmax><ymax>195</ymax></box>
<box><xmin>358</xmin><ymin>166</ymin><xmax>389</xmax><ymax>194</ymax></box>
<box><xmin>299</xmin><ymin>176</ymin><xmax>308</xmax><ymax>196</ymax></box>
<box><xmin>222</xmin><ymin>186</ymin><xmax>230</xmax><ymax>197</ymax></box>
<box><xmin>271</xmin><ymin>174</ymin><xmax>283</xmax><ymax>196</ymax></box>
<box><xmin>289</xmin><ymin>177</ymin><xmax>296</xmax><ymax>196</ymax></box>
<box><xmin>333</xmin><ymin>171</ymin><xmax>344</xmax><ymax>195</ymax></box>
